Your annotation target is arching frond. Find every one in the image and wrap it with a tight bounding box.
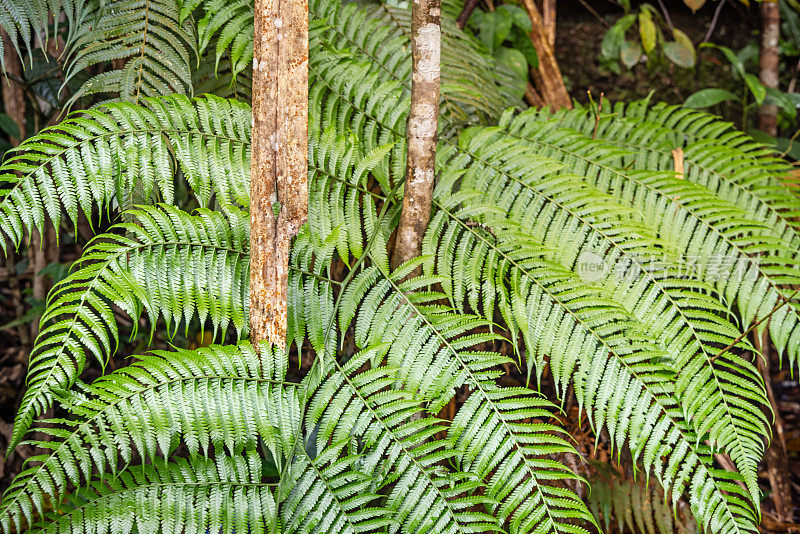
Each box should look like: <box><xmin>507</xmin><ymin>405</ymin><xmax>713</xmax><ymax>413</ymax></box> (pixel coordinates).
<box><xmin>8</xmin><ymin>204</ymin><xmax>250</xmax><ymax>451</ymax></box>
<box><xmin>496</xmin><ymin>109</ymin><xmax>800</xmax><ymax>369</ymax></box>
<box><xmin>27</xmin><ymin>456</ymin><xmax>279</xmax><ymax>534</ymax></box>
<box><xmin>63</xmin><ymin>0</ymin><xmax>196</xmax><ymax>102</ymax></box>
<box><xmin>339</xmin><ymin>263</ymin><xmax>596</xmax><ymax>533</ymax></box>
<box><xmin>0</xmin><ymin>94</ymin><xmax>250</xmax><ymax>252</ymax></box>
<box><xmin>1</xmin><ymin>342</ymin><xmax>295</xmax><ymax>534</ymax></box>
<box><xmin>432</xmin><ymin>128</ymin><xmax>770</xmax><ymax>502</ymax></box>
<box><xmin>423</xmin><ymin>162</ymin><xmax>760</xmax><ymax>532</ymax></box>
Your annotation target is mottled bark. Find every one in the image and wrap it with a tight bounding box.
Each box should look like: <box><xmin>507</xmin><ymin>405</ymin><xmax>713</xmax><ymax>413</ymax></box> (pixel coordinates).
<box><xmin>542</xmin><ymin>0</ymin><xmax>555</xmax><ymax>48</ymax></box>
<box><xmin>249</xmin><ymin>0</ymin><xmax>309</xmax><ymax>348</ymax></box>
<box><xmin>391</xmin><ymin>0</ymin><xmax>441</xmax><ymax>273</ymax></box>
<box><xmin>520</xmin><ymin>0</ymin><xmax>571</xmax><ymax>111</ymax></box>
<box><xmin>524</xmin><ymin>82</ymin><xmax>545</xmax><ymax>108</ymax></box>
<box><xmin>758</xmin><ymin>0</ymin><xmax>780</xmax><ymax>137</ymax></box>
<box><xmin>1</xmin><ymin>29</ymin><xmax>25</xmax><ymax>146</ymax></box>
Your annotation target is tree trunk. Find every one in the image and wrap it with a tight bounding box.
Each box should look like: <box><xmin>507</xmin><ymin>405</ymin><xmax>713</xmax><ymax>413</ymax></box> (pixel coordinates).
<box><xmin>520</xmin><ymin>0</ymin><xmax>570</xmax><ymax>110</ymax></box>
<box><xmin>391</xmin><ymin>0</ymin><xmax>441</xmax><ymax>273</ymax></box>
<box><xmin>758</xmin><ymin>0</ymin><xmax>780</xmax><ymax>136</ymax></box>
<box><xmin>542</xmin><ymin>0</ymin><xmax>555</xmax><ymax>48</ymax></box>
<box><xmin>249</xmin><ymin>0</ymin><xmax>309</xmax><ymax>348</ymax></box>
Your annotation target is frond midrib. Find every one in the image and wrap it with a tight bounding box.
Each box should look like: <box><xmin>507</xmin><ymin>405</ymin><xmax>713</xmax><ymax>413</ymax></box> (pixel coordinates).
<box><xmin>501</xmin><ymin>128</ymin><xmax>800</xmax><ymax>325</ymax></box>
<box><xmin>431</xmin><ymin>199</ymin><xmax>750</xmax><ymax>532</ymax></box>
<box><xmin>377</xmin><ymin>261</ymin><xmax>584</xmax><ymax>531</ymax></box>
<box><xmin>11</xmin><ymin>235</ymin><xmax>249</xmax><ymax>451</ymax></box>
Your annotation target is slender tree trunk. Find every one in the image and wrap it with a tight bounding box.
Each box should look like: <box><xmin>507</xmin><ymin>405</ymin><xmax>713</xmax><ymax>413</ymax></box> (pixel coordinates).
<box><xmin>758</xmin><ymin>0</ymin><xmax>780</xmax><ymax>136</ymax></box>
<box><xmin>520</xmin><ymin>0</ymin><xmax>570</xmax><ymax>110</ymax></box>
<box><xmin>391</xmin><ymin>0</ymin><xmax>441</xmax><ymax>273</ymax></box>
<box><xmin>250</xmin><ymin>0</ymin><xmax>309</xmax><ymax>348</ymax></box>
<box><xmin>456</xmin><ymin>0</ymin><xmax>480</xmax><ymax>30</ymax></box>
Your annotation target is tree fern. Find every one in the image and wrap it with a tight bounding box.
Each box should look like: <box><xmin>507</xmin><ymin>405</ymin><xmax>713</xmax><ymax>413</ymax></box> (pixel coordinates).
<box><xmin>2</xmin><ymin>0</ymin><xmax>800</xmax><ymax>530</ymax></box>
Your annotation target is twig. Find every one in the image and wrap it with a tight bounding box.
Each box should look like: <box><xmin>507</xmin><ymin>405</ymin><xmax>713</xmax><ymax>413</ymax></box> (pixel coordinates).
<box><xmin>656</xmin><ymin>0</ymin><xmax>674</xmax><ymax>30</ymax></box>
<box><xmin>588</xmin><ymin>91</ymin><xmax>604</xmax><ymax>140</ymax></box>
<box><xmin>703</xmin><ymin>0</ymin><xmax>727</xmax><ymax>44</ymax></box>
<box><xmin>576</xmin><ymin>0</ymin><xmax>609</xmax><ymax>28</ymax></box>
<box><xmin>456</xmin><ymin>0</ymin><xmax>481</xmax><ymax>30</ymax></box>
<box><xmin>710</xmin><ymin>287</ymin><xmax>800</xmax><ymax>363</ymax></box>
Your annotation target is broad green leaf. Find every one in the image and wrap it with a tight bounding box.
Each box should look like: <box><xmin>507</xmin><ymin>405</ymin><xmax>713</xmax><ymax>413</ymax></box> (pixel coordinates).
<box><xmin>620</xmin><ymin>40</ymin><xmax>643</xmax><ymax>67</ymax></box>
<box><xmin>664</xmin><ymin>29</ymin><xmax>696</xmax><ymax>67</ymax></box>
<box><xmin>495</xmin><ymin>46</ymin><xmax>528</xmax><ymax>80</ymax></box>
<box><xmin>601</xmin><ymin>14</ymin><xmax>636</xmax><ymax>60</ymax></box>
<box><xmin>639</xmin><ymin>9</ymin><xmax>657</xmax><ymax>53</ymax></box>
<box><xmin>683</xmin><ymin>88</ymin><xmax>738</xmax><ymax>108</ymax></box>
<box><xmin>745</xmin><ymin>73</ymin><xmax>767</xmax><ymax>104</ymax></box>
<box><xmin>0</xmin><ymin>113</ymin><xmax>20</xmax><ymax>140</ymax></box>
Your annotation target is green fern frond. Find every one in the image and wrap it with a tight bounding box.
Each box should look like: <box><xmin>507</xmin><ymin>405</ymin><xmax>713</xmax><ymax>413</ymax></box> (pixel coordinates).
<box><xmin>587</xmin><ymin>464</ymin><xmax>698</xmax><ymax>534</ymax></box>
<box><xmin>191</xmin><ymin>48</ymin><xmax>253</xmax><ymax>100</ymax></box>
<box><xmin>1</xmin><ymin>342</ymin><xmax>294</xmax><ymax>533</ymax></box>
<box><xmin>424</xmin><ymin>164</ymin><xmax>759</xmax><ymax>532</ymax></box>
<box><xmin>0</xmin><ymin>94</ymin><xmax>250</xmax><ymax>252</ymax></box>
<box><xmin>496</xmin><ymin>109</ymin><xmax>800</xmax><ymax>368</ymax></box>
<box><xmin>63</xmin><ymin>0</ymin><xmax>196</xmax><ymax>102</ymax></box>
<box><xmin>433</xmin><ymin>127</ymin><xmax>770</xmax><ymax>503</ymax></box>
<box><xmin>8</xmin><ymin>204</ymin><xmax>250</xmax><ymax>451</ymax></box>
<box><xmin>312</xmin><ymin>0</ymin><xmax>522</xmax><ymax>128</ymax></box>
<box><xmin>27</xmin><ymin>455</ymin><xmax>279</xmax><ymax>534</ymax></box>
<box><xmin>586</xmin><ymin>101</ymin><xmax>800</xmax><ymax>238</ymax></box>
<box><xmin>0</xmin><ymin>0</ymin><xmax>79</xmax><ymax>69</ymax></box>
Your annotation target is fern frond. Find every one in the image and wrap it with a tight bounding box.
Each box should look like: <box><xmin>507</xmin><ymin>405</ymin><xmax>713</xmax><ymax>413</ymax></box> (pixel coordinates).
<box><xmin>586</xmin><ymin>101</ymin><xmax>800</xmax><ymax>239</ymax></box>
<box><xmin>0</xmin><ymin>94</ymin><xmax>250</xmax><ymax>252</ymax></box>
<box><xmin>8</xmin><ymin>204</ymin><xmax>250</xmax><ymax>451</ymax></box>
<box><xmin>0</xmin><ymin>0</ymin><xmax>78</xmax><ymax>69</ymax></box>
<box><xmin>587</xmin><ymin>465</ymin><xmax>698</xmax><ymax>534</ymax></box>
<box><xmin>312</xmin><ymin>0</ymin><xmax>522</xmax><ymax>129</ymax></box>
<box><xmin>1</xmin><ymin>342</ymin><xmax>294</xmax><ymax>534</ymax></box>
<box><xmin>63</xmin><ymin>0</ymin><xmax>196</xmax><ymax>102</ymax></box>
<box><xmin>191</xmin><ymin>48</ymin><xmax>253</xmax><ymax>100</ymax></box>
<box><xmin>424</xmin><ymin>164</ymin><xmax>759</xmax><ymax>532</ymax></box>
<box><xmin>336</xmin><ymin>262</ymin><xmax>596</xmax><ymax>532</ymax></box>
<box><xmin>496</xmin><ymin>108</ymin><xmax>800</xmax><ymax>368</ymax></box>
<box><xmin>27</xmin><ymin>455</ymin><xmax>278</xmax><ymax>534</ymax></box>
<box><xmin>433</xmin><ymin>127</ymin><xmax>770</xmax><ymax>502</ymax></box>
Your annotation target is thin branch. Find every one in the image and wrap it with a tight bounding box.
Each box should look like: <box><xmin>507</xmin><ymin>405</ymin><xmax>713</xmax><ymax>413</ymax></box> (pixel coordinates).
<box><xmin>710</xmin><ymin>287</ymin><xmax>800</xmax><ymax>363</ymax></box>
<box><xmin>656</xmin><ymin>0</ymin><xmax>674</xmax><ymax>30</ymax></box>
<box><xmin>703</xmin><ymin>0</ymin><xmax>727</xmax><ymax>43</ymax></box>
<box><xmin>577</xmin><ymin>0</ymin><xmax>609</xmax><ymax>28</ymax></box>
<box><xmin>456</xmin><ymin>0</ymin><xmax>481</xmax><ymax>30</ymax></box>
